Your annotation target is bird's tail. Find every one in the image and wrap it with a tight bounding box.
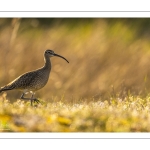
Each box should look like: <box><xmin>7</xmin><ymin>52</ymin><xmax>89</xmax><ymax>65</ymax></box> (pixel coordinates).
<box><xmin>0</xmin><ymin>86</ymin><xmax>13</xmax><ymax>93</ymax></box>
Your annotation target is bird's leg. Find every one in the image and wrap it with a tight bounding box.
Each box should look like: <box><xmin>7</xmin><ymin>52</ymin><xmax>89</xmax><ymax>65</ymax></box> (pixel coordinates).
<box><xmin>30</xmin><ymin>94</ymin><xmax>34</xmax><ymax>106</ymax></box>
<box><xmin>30</xmin><ymin>92</ymin><xmax>40</xmax><ymax>105</ymax></box>
<box><xmin>20</xmin><ymin>92</ymin><xmax>40</xmax><ymax>106</ymax></box>
<box><xmin>20</xmin><ymin>92</ymin><xmax>29</xmax><ymax>100</ymax></box>
<box><xmin>30</xmin><ymin>93</ymin><xmax>40</xmax><ymax>106</ymax></box>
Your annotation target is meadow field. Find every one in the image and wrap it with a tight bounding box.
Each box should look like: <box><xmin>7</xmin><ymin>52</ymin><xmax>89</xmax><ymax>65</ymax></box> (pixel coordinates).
<box><xmin>0</xmin><ymin>18</ymin><xmax>150</xmax><ymax>131</ymax></box>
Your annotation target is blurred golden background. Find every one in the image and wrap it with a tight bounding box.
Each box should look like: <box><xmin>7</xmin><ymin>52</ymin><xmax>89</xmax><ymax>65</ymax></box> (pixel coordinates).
<box><xmin>1</xmin><ymin>18</ymin><xmax>150</xmax><ymax>101</ymax></box>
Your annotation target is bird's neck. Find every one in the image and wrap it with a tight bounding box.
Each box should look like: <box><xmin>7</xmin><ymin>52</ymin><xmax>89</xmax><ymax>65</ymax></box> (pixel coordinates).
<box><xmin>44</xmin><ymin>55</ymin><xmax>51</xmax><ymax>70</ymax></box>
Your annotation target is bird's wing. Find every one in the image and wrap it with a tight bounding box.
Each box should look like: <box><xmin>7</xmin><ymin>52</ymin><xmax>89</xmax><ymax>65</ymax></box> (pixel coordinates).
<box><xmin>5</xmin><ymin>71</ymin><xmax>38</xmax><ymax>89</ymax></box>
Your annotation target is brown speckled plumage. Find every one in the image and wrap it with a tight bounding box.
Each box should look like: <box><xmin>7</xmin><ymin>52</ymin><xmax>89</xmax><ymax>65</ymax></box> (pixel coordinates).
<box><xmin>0</xmin><ymin>50</ymin><xmax>69</xmax><ymax>106</ymax></box>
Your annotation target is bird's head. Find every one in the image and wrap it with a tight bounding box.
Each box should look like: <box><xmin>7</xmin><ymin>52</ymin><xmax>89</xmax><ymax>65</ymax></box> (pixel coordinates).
<box><xmin>45</xmin><ymin>49</ymin><xmax>69</xmax><ymax>63</ymax></box>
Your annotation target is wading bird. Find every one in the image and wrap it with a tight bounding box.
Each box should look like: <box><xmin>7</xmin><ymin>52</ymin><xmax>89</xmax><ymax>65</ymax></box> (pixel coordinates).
<box><xmin>0</xmin><ymin>50</ymin><xmax>69</xmax><ymax>106</ymax></box>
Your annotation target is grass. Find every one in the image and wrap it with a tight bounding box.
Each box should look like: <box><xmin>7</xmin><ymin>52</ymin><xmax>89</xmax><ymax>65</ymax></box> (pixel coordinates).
<box><xmin>0</xmin><ymin>93</ymin><xmax>150</xmax><ymax>132</ymax></box>
<box><xmin>1</xmin><ymin>18</ymin><xmax>150</xmax><ymax>100</ymax></box>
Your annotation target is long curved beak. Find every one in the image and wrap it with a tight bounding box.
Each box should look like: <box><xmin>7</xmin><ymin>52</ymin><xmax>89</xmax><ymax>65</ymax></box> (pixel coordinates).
<box><xmin>54</xmin><ymin>53</ymin><xmax>69</xmax><ymax>63</ymax></box>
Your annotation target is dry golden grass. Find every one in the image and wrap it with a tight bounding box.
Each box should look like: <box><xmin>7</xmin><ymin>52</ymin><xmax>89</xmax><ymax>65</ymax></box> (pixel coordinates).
<box><xmin>0</xmin><ymin>18</ymin><xmax>150</xmax><ymax>100</ymax></box>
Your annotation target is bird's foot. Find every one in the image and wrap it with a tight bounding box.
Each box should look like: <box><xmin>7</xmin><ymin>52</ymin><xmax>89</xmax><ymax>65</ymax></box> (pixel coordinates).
<box><xmin>31</xmin><ymin>98</ymin><xmax>40</xmax><ymax>106</ymax></box>
<box><xmin>33</xmin><ymin>98</ymin><xmax>40</xmax><ymax>104</ymax></box>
